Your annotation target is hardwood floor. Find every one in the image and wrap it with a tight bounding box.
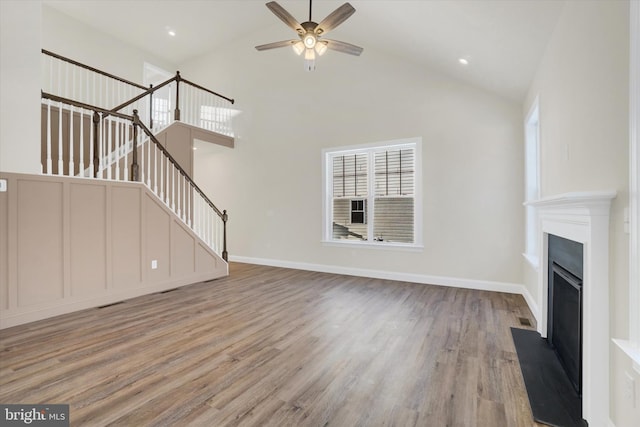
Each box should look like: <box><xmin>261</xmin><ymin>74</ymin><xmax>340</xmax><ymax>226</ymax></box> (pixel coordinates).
<box><xmin>1</xmin><ymin>263</ymin><xmax>542</xmax><ymax>426</ymax></box>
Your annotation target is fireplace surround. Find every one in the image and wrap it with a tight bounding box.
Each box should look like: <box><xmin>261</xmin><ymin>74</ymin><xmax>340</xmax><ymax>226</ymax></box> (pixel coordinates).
<box><xmin>525</xmin><ymin>190</ymin><xmax>616</xmax><ymax>427</ymax></box>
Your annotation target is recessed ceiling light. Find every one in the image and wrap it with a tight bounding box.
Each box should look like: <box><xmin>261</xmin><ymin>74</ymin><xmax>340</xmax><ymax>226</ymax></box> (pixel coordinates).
<box><xmin>458</xmin><ymin>58</ymin><xmax>469</xmax><ymax>66</ymax></box>
<box><xmin>168</xmin><ymin>30</ymin><xmax>176</xmax><ymax>37</ymax></box>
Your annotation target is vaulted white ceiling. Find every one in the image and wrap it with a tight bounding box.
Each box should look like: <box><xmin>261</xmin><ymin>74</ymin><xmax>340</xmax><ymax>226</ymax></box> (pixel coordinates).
<box><xmin>43</xmin><ymin>0</ymin><xmax>565</xmax><ymax>102</ymax></box>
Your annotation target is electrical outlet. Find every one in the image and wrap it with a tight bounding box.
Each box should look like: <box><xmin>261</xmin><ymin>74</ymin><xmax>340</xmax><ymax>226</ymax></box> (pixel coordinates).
<box><xmin>0</xmin><ymin>179</ymin><xmax>6</xmax><ymax>192</ymax></box>
<box><xmin>624</xmin><ymin>371</ymin><xmax>636</xmax><ymax>408</ymax></box>
<box><xmin>151</xmin><ymin>260</ymin><xmax>158</xmax><ymax>270</ymax></box>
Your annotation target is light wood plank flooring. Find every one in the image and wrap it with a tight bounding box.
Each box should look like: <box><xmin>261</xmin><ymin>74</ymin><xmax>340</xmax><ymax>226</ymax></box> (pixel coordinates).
<box><xmin>1</xmin><ymin>263</ymin><xmax>541</xmax><ymax>426</ymax></box>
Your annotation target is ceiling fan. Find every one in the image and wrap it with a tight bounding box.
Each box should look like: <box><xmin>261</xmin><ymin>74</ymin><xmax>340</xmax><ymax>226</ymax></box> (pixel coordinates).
<box><xmin>255</xmin><ymin>0</ymin><xmax>363</xmax><ymax>71</ymax></box>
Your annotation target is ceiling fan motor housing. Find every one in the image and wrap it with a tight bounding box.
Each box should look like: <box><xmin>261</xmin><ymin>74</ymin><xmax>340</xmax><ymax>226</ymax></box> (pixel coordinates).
<box><xmin>255</xmin><ymin>1</ymin><xmax>363</xmax><ymax>71</ymax></box>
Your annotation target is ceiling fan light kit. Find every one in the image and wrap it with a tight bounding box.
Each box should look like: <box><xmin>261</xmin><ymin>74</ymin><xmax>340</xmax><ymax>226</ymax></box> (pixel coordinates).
<box><xmin>255</xmin><ymin>0</ymin><xmax>363</xmax><ymax>72</ymax></box>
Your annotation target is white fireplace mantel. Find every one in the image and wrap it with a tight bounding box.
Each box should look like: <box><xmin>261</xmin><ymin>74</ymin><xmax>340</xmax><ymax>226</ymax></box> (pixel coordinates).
<box><xmin>526</xmin><ymin>190</ymin><xmax>617</xmax><ymax>215</ymax></box>
<box><xmin>525</xmin><ymin>190</ymin><xmax>616</xmax><ymax>427</ymax></box>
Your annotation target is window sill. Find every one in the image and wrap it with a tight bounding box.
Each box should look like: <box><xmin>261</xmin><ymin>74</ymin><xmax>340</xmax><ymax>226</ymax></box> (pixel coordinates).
<box><xmin>522</xmin><ymin>253</ymin><xmax>539</xmax><ymax>270</ymax></box>
<box><xmin>322</xmin><ymin>240</ymin><xmax>424</xmax><ymax>252</ymax></box>
<box><xmin>612</xmin><ymin>338</ymin><xmax>640</xmax><ymax>374</ymax></box>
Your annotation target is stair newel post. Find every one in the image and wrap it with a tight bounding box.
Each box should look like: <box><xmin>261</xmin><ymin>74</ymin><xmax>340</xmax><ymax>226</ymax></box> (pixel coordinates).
<box><xmin>149</xmin><ymin>84</ymin><xmax>154</xmax><ymax>130</ymax></box>
<box><xmin>174</xmin><ymin>71</ymin><xmax>181</xmax><ymax>122</ymax></box>
<box><xmin>222</xmin><ymin>210</ymin><xmax>228</xmax><ymax>262</ymax></box>
<box><xmin>130</xmin><ymin>109</ymin><xmax>140</xmax><ymax>182</ymax></box>
<box><xmin>92</xmin><ymin>111</ymin><xmax>100</xmax><ymax>178</ymax></box>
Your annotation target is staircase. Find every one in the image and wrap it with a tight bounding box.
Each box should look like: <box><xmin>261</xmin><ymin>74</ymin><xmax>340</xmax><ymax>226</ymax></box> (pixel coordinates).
<box><xmin>40</xmin><ymin>49</ymin><xmax>235</xmax><ymax>262</ymax></box>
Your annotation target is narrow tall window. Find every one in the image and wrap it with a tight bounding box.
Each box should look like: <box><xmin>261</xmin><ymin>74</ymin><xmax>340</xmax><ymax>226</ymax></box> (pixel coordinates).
<box><xmin>152</xmin><ymin>98</ymin><xmax>170</xmax><ymax>127</ymax></box>
<box><xmin>323</xmin><ymin>138</ymin><xmax>421</xmax><ymax>247</ymax></box>
<box><xmin>524</xmin><ymin>100</ymin><xmax>540</xmax><ymax>265</ymax></box>
<box><xmin>143</xmin><ymin>63</ymin><xmax>173</xmax><ymax>128</ymax></box>
<box><xmin>200</xmin><ymin>105</ymin><xmax>217</xmax><ymax>132</ymax></box>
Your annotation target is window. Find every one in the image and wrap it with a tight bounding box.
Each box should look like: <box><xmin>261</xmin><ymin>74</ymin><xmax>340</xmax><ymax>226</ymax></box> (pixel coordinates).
<box><xmin>143</xmin><ymin>63</ymin><xmax>173</xmax><ymax>129</ymax></box>
<box><xmin>199</xmin><ymin>105</ymin><xmax>237</xmax><ymax>137</ymax></box>
<box><xmin>350</xmin><ymin>200</ymin><xmax>366</xmax><ymax>224</ymax></box>
<box><xmin>152</xmin><ymin>98</ymin><xmax>170</xmax><ymax>127</ymax></box>
<box><xmin>613</xmin><ymin>1</ymin><xmax>640</xmax><ymax>369</ymax></box>
<box><xmin>200</xmin><ymin>105</ymin><xmax>217</xmax><ymax>132</ymax></box>
<box><xmin>524</xmin><ymin>99</ymin><xmax>540</xmax><ymax>267</ymax></box>
<box><xmin>323</xmin><ymin>138</ymin><xmax>422</xmax><ymax>247</ymax></box>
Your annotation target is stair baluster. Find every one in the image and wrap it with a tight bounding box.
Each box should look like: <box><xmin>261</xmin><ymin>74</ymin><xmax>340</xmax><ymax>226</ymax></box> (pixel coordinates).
<box><xmin>40</xmin><ymin>50</ymin><xmax>232</xmax><ymax>262</ymax></box>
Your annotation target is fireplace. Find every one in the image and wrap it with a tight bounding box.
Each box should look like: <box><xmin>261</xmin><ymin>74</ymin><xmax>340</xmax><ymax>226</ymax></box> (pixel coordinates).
<box><xmin>547</xmin><ymin>235</ymin><xmax>584</xmax><ymax>395</ymax></box>
<box><xmin>525</xmin><ymin>190</ymin><xmax>616</xmax><ymax>427</ymax></box>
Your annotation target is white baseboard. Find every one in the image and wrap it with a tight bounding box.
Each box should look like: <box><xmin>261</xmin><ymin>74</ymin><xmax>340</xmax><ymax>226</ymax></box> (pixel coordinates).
<box><xmin>520</xmin><ymin>286</ymin><xmax>540</xmax><ymax>325</ymax></box>
<box><xmin>230</xmin><ymin>255</ymin><xmax>530</xmax><ymax>297</ymax></box>
<box><xmin>0</xmin><ymin>269</ymin><xmax>226</xmax><ymax>329</ymax></box>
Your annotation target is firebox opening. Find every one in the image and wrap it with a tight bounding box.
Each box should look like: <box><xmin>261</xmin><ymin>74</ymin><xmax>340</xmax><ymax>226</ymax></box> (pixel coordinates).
<box><xmin>547</xmin><ymin>234</ymin><xmax>584</xmax><ymax>397</ymax></box>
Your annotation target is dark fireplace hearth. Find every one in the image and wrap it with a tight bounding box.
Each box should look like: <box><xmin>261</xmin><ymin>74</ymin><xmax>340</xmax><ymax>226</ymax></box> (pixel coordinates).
<box><xmin>512</xmin><ymin>233</ymin><xmax>587</xmax><ymax>427</ymax></box>
<box><xmin>522</xmin><ymin>190</ymin><xmax>615</xmax><ymax>426</ymax></box>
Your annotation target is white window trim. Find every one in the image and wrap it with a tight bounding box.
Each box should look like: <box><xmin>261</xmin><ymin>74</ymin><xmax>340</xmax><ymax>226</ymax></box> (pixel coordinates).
<box><xmin>322</xmin><ymin>137</ymin><xmax>423</xmax><ymax>249</ymax></box>
<box><xmin>613</xmin><ymin>0</ymin><xmax>640</xmax><ymax>372</ymax></box>
<box><xmin>523</xmin><ymin>97</ymin><xmax>541</xmax><ymax>270</ymax></box>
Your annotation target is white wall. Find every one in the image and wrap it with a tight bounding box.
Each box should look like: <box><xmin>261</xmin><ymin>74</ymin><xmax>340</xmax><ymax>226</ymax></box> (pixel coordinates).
<box><xmin>41</xmin><ymin>5</ymin><xmax>177</xmax><ymax>88</ymax></box>
<box><xmin>187</xmin><ymin>29</ymin><xmax>525</xmax><ymax>286</ymax></box>
<box><xmin>0</xmin><ymin>3</ymin><xmax>179</xmax><ymax>175</ymax></box>
<box><xmin>0</xmin><ymin>0</ymin><xmax>42</xmax><ymax>174</ymax></box>
<box><xmin>522</xmin><ymin>1</ymin><xmax>636</xmax><ymax>425</ymax></box>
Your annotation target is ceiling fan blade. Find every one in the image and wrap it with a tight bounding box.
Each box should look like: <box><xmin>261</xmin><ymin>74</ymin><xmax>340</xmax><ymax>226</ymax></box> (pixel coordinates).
<box><xmin>316</xmin><ymin>3</ymin><xmax>356</xmax><ymax>35</ymax></box>
<box><xmin>255</xmin><ymin>40</ymin><xmax>299</xmax><ymax>51</ymax></box>
<box><xmin>266</xmin><ymin>1</ymin><xmax>304</xmax><ymax>34</ymax></box>
<box><xmin>323</xmin><ymin>39</ymin><xmax>363</xmax><ymax>56</ymax></box>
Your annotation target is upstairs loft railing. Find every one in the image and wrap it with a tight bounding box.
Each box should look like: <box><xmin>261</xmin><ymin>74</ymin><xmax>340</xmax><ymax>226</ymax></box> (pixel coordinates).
<box><xmin>42</xmin><ymin>49</ymin><xmax>237</xmax><ymax>137</ymax></box>
<box><xmin>42</xmin><ymin>49</ymin><xmax>152</xmax><ymax>127</ymax></box>
<box><xmin>40</xmin><ymin>91</ymin><xmax>229</xmax><ymax>262</ymax></box>
<box><xmin>112</xmin><ymin>71</ymin><xmax>236</xmax><ymax>137</ymax></box>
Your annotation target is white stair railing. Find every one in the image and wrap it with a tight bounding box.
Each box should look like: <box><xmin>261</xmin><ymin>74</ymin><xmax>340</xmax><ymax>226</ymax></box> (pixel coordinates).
<box><xmin>176</xmin><ymin>73</ymin><xmax>237</xmax><ymax>138</ymax></box>
<box><xmin>42</xmin><ymin>49</ymin><xmax>152</xmax><ymax>127</ymax></box>
<box><xmin>42</xmin><ymin>50</ymin><xmax>238</xmax><ymax>138</ymax></box>
<box><xmin>133</xmin><ymin>111</ymin><xmax>228</xmax><ymax>260</ymax></box>
<box><xmin>41</xmin><ymin>94</ymin><xmax>137</xmax><ymax>181</ymax></box>
<box><xmin>40</xmin><ymin>92</ymin><xmax>228</xmax><ymax>261</ymax></box>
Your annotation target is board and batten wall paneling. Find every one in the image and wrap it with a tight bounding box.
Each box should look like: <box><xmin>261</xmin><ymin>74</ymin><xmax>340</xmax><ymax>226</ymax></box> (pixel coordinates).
<box><xmin>145</xmin><ymin>194</ymin><xmax>171</xmax><ymax>282</ymax></box>
<box><xmin>172</xmin><ymin>220</ymin><xmax>197</xmax><ymax>277</ymax></box>
<box><xmin>111</xmin><ymin>185</ymin><xmax>142</xmax><ymax>289</ymax></box>
<box><xmin>196</xmin><ymin>243</ymin><xmax>218</xmax><ymax>274</ymax></box>
<box><xmin>70</xmin><ymin>182</ymin><xmax>107</xmax><ymax>296</ymax></box>
<box><xmin>17</xmin><ymin>179</ymin><xmax>64</xmax><ymax>306</ymax></box>
<box><xmin>0</xmin><ymin>172</ymin><xmax>228</xmax><ymax>329</ymax></box>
